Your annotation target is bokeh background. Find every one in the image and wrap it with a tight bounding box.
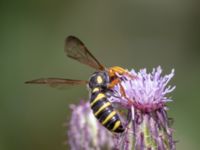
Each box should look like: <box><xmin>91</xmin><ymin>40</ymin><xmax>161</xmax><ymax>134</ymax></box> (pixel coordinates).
<box><xmin>1</xmin><ymin>0</ymin><xmax>199</xmax><ymax>149</ymax></box>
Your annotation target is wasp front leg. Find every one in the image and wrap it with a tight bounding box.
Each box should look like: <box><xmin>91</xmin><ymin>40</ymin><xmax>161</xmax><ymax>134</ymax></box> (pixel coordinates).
<box><xmin>108</xmin><ymin>78</ymin><xmax>121</xmax><ymax>89</ymax></box>
<box><xmin>108</xmin><ymin>78</ymin><xmax>127</xmax><ymax>98</ymax></box>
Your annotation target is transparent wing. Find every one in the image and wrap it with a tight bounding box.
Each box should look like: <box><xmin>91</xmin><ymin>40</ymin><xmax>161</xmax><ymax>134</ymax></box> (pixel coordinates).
<box><xmin>65</xmin><ymin>36</ymin><xmax>105</xmax><ymax>70</ymax></box>
<box><xmin>25</xmin><ymin>78</ymin><xmax>88</xmax><ymax>88</ymax></box>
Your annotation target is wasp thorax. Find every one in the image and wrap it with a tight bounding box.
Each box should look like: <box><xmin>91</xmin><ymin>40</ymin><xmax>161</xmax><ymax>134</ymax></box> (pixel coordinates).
<box><xmin>88</xmin><ymin>71</ymin><xmax>110</xmax><ymax>89</ymax></box>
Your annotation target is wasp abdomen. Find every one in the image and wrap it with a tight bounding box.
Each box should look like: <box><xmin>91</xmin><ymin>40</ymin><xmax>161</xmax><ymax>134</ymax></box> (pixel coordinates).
<box><xmin>90</xmin><ymin>90</ymin><xmax>125</xmax><ymax>133</ymax></box>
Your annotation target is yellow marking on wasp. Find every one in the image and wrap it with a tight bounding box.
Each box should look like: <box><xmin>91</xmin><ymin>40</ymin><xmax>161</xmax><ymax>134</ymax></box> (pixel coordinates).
<box><xmin>92</xmin><ymin>87</ymin><xmax>100</xmax><ymax>93</ymax></box>
<box><xmin>109</xmin><ymin>66</ymin><xmax>127</xmax><ymax>76</ymax></box>
<box><xmin>112</xmin><ymin>120</ymin><xmax>121</xmax><ymax>131</ymax></box>
<box><xmin>94</xmin><ymin>102</ymin><xmax>111</xmax><ymax>116</ymax></box>
<box><xmin>90</xmin><ymin>93</ymin><xmax>105</xmax><ymax>107</ymax></box>
<box><xmin>111</xmin><ymin>66</ymin><xmax>127</xmax><ymax>74</ymax></box>
<box><xmin>97</xmin><ymin>76</ymin><xmax>103</xmax><ymax>84</ymax></box>
<box><xmin>102</xmin><ymin>111</ymin><xmax>116</xmax><ymax>125</ymax></box>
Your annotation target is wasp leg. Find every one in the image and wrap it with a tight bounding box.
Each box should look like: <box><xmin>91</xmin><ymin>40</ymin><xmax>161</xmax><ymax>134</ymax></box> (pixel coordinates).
<box><xmin>119</xmin><ymin>83</ymin><xmax>127</xmax><ymax>98</ymax></box>
<box><xmin>108</xmin><ymin>78</ymin><xmax>127</xmax><ymax>101</ymax></box>
<box><xmin>123</xmin><ymin>72</ymin><xmax>138</xmax><ymax>80</ymax></box>
<box><xmin>108</xmin><ymin>78</ymin><xmax>121</xmax><ymax>89</ymax></box>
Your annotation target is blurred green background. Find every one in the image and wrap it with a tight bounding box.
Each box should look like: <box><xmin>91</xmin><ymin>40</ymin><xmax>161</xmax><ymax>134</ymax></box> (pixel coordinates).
<box><xmin>1</xmin><ymin>0</ymin><xmax>199</xmax><ymax>149</ymax></box>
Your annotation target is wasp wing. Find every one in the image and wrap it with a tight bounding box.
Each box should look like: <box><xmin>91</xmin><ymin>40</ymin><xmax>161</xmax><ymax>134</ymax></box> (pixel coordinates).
<box><xmin>65</xmin><ymin>36</ymin><xmax>105</xmax><ymax>70</ymax></box>
<box><xmin>25</xmin><ymin>78</ymin><xmax>88</xmax><ymax>88</ymax></box>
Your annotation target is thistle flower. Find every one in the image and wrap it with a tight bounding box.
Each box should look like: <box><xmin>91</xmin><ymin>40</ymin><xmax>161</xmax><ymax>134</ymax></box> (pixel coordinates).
<box><xmin>68</xmin><ymin>101</ymin><xmax>115</xmax><ymax>150</ymax></box>
<box><xmin>111</xmin><ymin>66</ymin><xmax>176</xmax><ymax>150</ymax></box>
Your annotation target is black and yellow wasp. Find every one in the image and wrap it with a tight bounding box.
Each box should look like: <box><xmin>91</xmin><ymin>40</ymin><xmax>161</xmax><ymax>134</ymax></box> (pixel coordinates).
<box><xmin>26</xmin><ymin>36</ymin><xmax>135</xmax><ymax>133</ymax></box>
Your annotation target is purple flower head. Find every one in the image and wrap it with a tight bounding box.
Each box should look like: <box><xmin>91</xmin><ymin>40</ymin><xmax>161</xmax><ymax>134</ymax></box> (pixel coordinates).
<box><xmin>68</xmin><ymin>101</ymin><xmax>114</xmax><ymax>150</ymax></box>
<box><xmin>110</xmin><ymin>66</ymin><xmax>176</xmax><ymax>150</ymax></box>
<box><xmin>111</xmin><ymin>66</ymin><xmax>175</xmax><ymax>112</ymax></box>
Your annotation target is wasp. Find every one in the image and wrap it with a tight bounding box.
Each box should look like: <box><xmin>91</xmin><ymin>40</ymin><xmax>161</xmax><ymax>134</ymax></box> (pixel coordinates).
<box><xmin>26</xmin><ymin>36</ymin><xmax>135</xmax><ymax>133</ymax></box>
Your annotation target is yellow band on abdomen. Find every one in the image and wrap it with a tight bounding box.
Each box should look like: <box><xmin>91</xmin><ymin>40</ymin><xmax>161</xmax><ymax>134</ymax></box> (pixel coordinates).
<box><xmin>94</xmin><ymin>102</ymin><xmax>111</xmax><ymax>116</ymax></box>
<box><xmin>90</xmin><ymin>93</ymin><xmax>105</xmax><ymax>107</ymax></box>
<box><xmin>112</xmin><ymin>120</ymin><xmax>121</xmax><ymax>131</ymax></box>
<box><xmin>102</xmin><ymin>111</ymin><xmax>116</xmax><ymax>125</ymax></box>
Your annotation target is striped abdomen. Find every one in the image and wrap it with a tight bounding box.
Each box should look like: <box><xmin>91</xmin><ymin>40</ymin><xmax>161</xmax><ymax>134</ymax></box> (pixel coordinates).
<box><xmin>90</xmin><ymin>88</ymin><xmax>125</xmax><ymax>133</ymax></box>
